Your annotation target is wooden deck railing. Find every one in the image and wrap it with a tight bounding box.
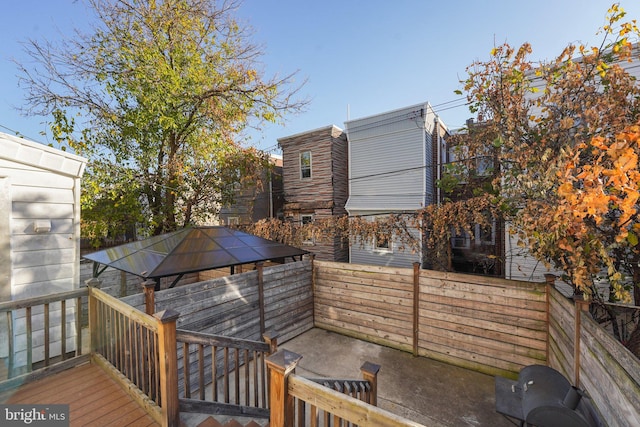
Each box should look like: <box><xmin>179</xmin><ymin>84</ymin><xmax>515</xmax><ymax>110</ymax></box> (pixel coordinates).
<box><xmin>176</xmin><ymin>328</ymin><xmax>277</xmax><ymax>419</ymax></box>
<box><xmin>88</xmin><ymin>286</ymin><xmax>164</xmax><ymax>413</ymax></box>
<box><xmin>266</xmin><ymin>350</ymin><xmax>424</xmax><ymax>427</ymax></box>
<box><xmin>307</xmin><ymin>361</ymin><xmax>380</xmax><ymax>406</ymax></box>
<box><xmin>0</xmin><ymin>288</ymin><xmax>88</xmax><ymax>385</ymax></box>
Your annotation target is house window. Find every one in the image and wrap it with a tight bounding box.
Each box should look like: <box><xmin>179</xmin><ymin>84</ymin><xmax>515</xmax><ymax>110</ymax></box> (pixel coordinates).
<box><xmin>476</xmin><ymin>155</ymin><xmax>494</xmax><ymax>176</ymax></box>
<box><xmin>301</xmin><ymin>214</ymin><xmax>314</xmax><ymax>244</ymax></box>
<box><xmin>373</xmin><ymin>217</ymin><xmax>392</xmax><ymax>253</ymax></box>
<box><xmin>374</xmin><ymin>233</ymin><xmax>392</xmax><ymax>253</ymax></box>
<box><xmin>300</xmin><ymin>151</ymin><xmax>312</xmax><ymax>179</ymax></box>
<box><xmin>475</xmin><ymin>220</ymin><xmax>496</xmax><ymax>245</ymax></box>
<box><xmin>451</xmin><ymin>229</ymin><xmax>471</xmax><ymax>249</ymax></box>
<box><xmin>227</xmin><ymin>217</ymin><xmax>239</xmax><ymax>226</ymax></box>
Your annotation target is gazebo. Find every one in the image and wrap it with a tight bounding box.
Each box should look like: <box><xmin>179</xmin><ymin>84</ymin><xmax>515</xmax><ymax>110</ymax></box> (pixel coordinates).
<box><xmin>83</xmin><ymin>226</ymin><xmax>309</xmax><ymax>290</ymax></box>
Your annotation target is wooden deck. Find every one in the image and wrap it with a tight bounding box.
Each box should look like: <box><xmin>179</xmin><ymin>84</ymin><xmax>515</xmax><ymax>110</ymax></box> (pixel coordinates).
<box><xmin>0</xmin><ymin>362</ymin><xmax>158</xmax><ymax>426</ymax></box>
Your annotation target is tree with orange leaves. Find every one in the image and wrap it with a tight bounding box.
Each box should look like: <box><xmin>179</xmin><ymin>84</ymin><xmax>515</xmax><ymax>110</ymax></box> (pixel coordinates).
<box><xmin>456</xmin><ymin>3</ymin><xmax>640</xmax><ymax>308</ymax></box>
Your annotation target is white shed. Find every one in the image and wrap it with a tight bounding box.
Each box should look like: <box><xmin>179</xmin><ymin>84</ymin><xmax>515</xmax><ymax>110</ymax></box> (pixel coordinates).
<box><xmin>0</xmin><ymin>132</ymin><xmax>86</xmax><ymax>367</ymax></box>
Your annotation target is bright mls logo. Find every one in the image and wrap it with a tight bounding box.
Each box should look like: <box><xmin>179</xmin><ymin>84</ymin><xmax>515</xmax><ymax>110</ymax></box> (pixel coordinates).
<box><xmin>1</xmin><ymin>405</ymin><xmax>69</xmax><ymax>426</ymax></box>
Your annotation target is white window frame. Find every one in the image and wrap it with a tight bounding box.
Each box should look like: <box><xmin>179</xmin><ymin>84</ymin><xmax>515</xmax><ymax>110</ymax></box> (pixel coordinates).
<box><xmin>300</xmin><ymin>151</ymin><xmax>312</xmax><ymax>179</ymax></box>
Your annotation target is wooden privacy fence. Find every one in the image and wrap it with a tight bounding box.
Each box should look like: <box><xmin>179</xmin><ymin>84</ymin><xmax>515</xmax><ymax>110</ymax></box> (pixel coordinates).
<box><xmin>548</xmin><ymin>285</ymin><xmax>640</xmax><ymax>427</ymax></box>
<box><xmin>121</xmin><ymin>260</ymin><xmax>314</xmax><ymax>348</ymax></box>
<box><xmin>314</xmin><ymin>260</ymin><xmax>547</xmax><ymax>378</ymax></box>
<box><xmin>314</xmin><ymin>260</ymin><xmax>640</xmax><ymax>426</ymax></box>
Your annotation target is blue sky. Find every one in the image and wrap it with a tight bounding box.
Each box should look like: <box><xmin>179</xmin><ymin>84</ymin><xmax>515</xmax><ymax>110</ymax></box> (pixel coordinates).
<box><xmin>2</xmin><ymin>0</ymin><xmax>639</xmax><ymax>154</ymax></box>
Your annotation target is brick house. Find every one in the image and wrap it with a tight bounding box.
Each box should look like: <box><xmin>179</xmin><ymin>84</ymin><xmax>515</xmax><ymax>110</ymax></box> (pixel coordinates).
<box><xmin>277</xmin><ymin>125</ymin><xmax>349</xmax><ymax>262</ymax></box>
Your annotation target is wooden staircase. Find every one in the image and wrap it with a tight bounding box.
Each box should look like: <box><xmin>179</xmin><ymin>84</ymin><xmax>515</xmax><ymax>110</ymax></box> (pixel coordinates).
<box><xmin>180</xmin><ymin>414</ymin><xmax>269</xmax><ymax>427</ymax></box>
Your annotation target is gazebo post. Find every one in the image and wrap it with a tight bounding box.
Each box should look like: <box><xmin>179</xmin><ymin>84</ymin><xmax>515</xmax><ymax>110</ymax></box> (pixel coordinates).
<box><xmin>257</xmin><ymin>262</ymin><xmax>265</xmax><ymax>334</ymax></box>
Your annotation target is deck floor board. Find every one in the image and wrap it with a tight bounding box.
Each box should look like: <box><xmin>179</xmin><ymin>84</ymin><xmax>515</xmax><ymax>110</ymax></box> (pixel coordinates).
<box><xmin>1</xmin><ymin>362</ymin><xmax>158</xmax><ymax>426</ymax></box>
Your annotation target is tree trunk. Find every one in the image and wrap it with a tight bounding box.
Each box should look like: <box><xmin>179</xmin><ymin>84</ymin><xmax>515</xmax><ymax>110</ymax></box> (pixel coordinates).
<box><xmin>630</xmin><ymin>263</ymin><xmax>640</xmax><ymax>306</ymax></box>
<box><xmin>626</xmin><ymin>322</ymin><xmax>640</xmax><ymax>359</ymax></box>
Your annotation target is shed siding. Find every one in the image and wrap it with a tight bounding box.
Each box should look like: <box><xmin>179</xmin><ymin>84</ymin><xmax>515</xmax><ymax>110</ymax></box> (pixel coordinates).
<box><xmin>0</xmin><ymin>132</ymin><xmax>86</xmax><ymax>365</ymax></box>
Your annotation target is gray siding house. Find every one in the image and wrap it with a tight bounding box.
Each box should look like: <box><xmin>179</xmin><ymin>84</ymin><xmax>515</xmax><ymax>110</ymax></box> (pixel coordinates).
<box><xmin>345</xmin><ymin>102</ymin><xmax>448</xmax><ymax>268</ymax></box>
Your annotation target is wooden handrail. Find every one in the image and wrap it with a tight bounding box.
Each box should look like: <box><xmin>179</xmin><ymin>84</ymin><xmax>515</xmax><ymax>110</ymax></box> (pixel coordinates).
<box><xmin>176</xmin><ymin>328</ymin><xmax>276</xmax><ymax>418</ymax></box>
<box><xmin>288</xmin><ymin>375</ymin><xmax>426</xmax><ymax>427</ymax></box>
<box><xmin>88</xmin><ymin>286</ymin><xmax>178</xmax><ymax>426</ymax></box>
<box><xmin>155</xmin><ymin>309</ymin><xmax>180</xmax><ymax>427</ymax></box>
<box><xmin>0</xmin><ymin>288</ymin><xmax>88</xmax><ymax>381</ymax></box>
<box><xmin>0</xmin><ymin>288</ymin><xmax>88</xmax><ymax>312</ymax></box>
<box><xmin>267</xmin><ymin>350</ymin><xmax>418</xmax><ymax>427</ymax></box>
<box><xmin>176</xmin><ymin>329</ymin><xmax>271</xmax><ymax>353</ymax></box>
<box><xmin>89</xmin><ymin>287</ymin><xmax>157</xmax><ymax>331</ymax></box>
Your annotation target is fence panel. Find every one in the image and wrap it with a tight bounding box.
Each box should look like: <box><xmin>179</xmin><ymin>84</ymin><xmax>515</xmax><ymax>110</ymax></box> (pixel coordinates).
<box><xmin>418</xmin><ymin>270</ymin><xmax>547</xmax><ymax>377</ymax></box>
<box><xmin>314</xmin><ymin>261</ymin><xmax>415</xmax><ymax>352</ymax></box>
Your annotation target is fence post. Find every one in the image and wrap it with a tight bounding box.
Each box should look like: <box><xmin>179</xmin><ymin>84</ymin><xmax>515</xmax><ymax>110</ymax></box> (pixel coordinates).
<box><xmin>263</xmin><ymin>329</ymin><xmax>279</xmax><ymax>355</ymax></box>
<box><xmin>257</xmin><ymin>262</ymin><xmax>265</xmax><ymax>334</ymax></box>
<box><xmin>544</xmin><ymin>274</ymin><xmax>555</xmax><ymax>365</ymax></box>
<box><xmin>310</xmin><ymin>254</ymin><xmax>316</xmax><ymax>326</ymax></box>
<box><xmin>142</xmin><ymin>280</ymin><xmax>156</xmax><ymax>315</ymax></box>
<box><xmin>266</xmin><ymin>350</ymin><xmax>302</xmax><ymax>427</ymax></box>
<box><xmin>573</xmin><ymin>295</ymin><xmax>590</xmax><ymax>387</ymax></box>
<box><xmin>154</xmin><ymin>309</ymin><xmax>180</xmax><ymax>427</ymax></box>
<box><xmin>360</xmin><ymin>361</ymin><xmax>381</xmax><ymax>406</ymax></box>
<box><xmin>86</xmin><ymin>278</ymin><xmax>101</xmax><ymax>355</ymax></box>
<box><xmin>413</xmin><ymin>262</ymin><xmax>420</xmax><ymax>357</ymax></box>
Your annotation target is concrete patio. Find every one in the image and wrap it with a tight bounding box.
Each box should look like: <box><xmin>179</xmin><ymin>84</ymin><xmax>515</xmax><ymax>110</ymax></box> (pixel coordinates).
<box><xmin>280</xmin><ymin>328</ymin><xmax>516</xmax><ymax>427</ymax></box>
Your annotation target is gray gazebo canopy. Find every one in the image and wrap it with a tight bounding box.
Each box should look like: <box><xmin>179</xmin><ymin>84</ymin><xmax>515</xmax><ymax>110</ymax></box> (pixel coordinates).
<box><xmin>83</xmin><ymin>226</ymin><xmax>308</xmax><ymax>288</ymax></box>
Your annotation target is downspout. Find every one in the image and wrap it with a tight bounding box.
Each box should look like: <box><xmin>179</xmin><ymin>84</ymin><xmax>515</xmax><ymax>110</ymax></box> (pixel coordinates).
<box><xmin>435</xmin><ymin>116</ymin><xmax>441</xmax><ymax>206</ymax></box>
<box><xmin>73</xmin><ymin>162</ymin><xmax>86</xmax><ymax>289</ymax></box>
